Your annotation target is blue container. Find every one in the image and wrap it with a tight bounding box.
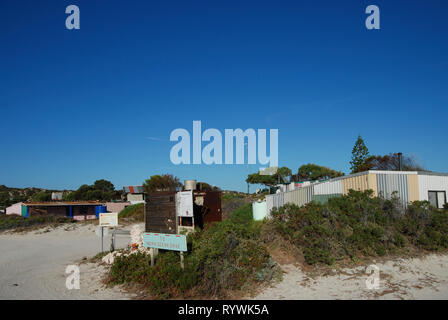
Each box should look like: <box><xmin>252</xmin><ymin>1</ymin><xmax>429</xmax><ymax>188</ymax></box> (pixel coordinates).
<box><xmin>95</xmin><ymin>205</ymin><xmax>107</xmax><ymax>218</ymax></box>
<box><xmin>21</xmin><ymin>205</ymin><xmax>29</xmax><ymax>218</ymax></box>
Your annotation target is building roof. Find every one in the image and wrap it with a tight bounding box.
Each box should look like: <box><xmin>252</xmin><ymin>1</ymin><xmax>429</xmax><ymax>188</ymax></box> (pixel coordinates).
<box><xmin>123</xmin><ymin>186</ymin><xmax>145</xmax><ymax>194</ymax></box>
<box><xmin>24</xmin><ymin>201</ymin><xmax>104</xmax><ymax>207</ymax></box>
<box><xmin>417</xmin><ymin>171</ymin><xmax>448</xmax><ymax>176</ymax></box>
<box><xmin>295</xmin><ymin>170</ymin><xmax>448</xmax><ymax>187</ymax></box>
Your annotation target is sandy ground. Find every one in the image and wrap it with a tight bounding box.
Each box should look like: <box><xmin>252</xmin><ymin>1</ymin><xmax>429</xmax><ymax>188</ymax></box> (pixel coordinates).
<box><xmin>2</xmin><ymin>223</ymin><xmax>448</xmax><ymax>300</ymax></box>
<box><xmin>0</xmin><ymin>223</ymin><xmax>140</xmax><ymax>300</ymax></box>
<box><xmin>251</xmin><ymin>254</ymin><xmax>448</xmax><ymax>300</ymax></box>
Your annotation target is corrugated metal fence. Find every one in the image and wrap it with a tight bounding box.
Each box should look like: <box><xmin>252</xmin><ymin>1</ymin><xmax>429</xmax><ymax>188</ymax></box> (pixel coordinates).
<box><xmin>265</xmin><ymin>171</ymin><xmax>424</xmax><ymax>216</ymax></box>
<box><xmin>314</xmin><ymin>179</ymin><xmax>342</xmax><ymax>195</ymax></box>
<box><xmin>266</xmin><ymin>185</ymin><xmax>314</xmax><ymax>216</ymax></box>
<box><xmin>376</xmin><ymin>173</ymin><xmax>409</xmax><ymax>206</ymax></box>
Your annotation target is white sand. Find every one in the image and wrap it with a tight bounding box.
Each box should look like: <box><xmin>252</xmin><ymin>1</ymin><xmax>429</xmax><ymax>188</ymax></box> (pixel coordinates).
<box><xmin>2</xmin><ymin>223</ymin><xmax>447</xmax><ymax>300</ymax></box>
<box><xmin>251</xmin><ymin>254</ymin><xmax>448</xmax><ymax>300</ymax></box>
<box><xmin>0</xmin><ymin>223</ymin><xmax>141</xmax><ymax>300</ymax></box>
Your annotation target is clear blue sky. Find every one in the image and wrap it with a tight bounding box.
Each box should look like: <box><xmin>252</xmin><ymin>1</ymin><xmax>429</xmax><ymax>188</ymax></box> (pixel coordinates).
<box><xmin>1</xmin><ymin>0</ymin><xmax>447</xmax><ymax>192</ymax></box>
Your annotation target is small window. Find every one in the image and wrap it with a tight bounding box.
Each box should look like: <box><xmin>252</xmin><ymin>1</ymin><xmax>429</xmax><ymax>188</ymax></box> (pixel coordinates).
<box><xmin>428</xmin><ymin>191</ymin><xmax>447</xmax><ymax>209</ymax></box>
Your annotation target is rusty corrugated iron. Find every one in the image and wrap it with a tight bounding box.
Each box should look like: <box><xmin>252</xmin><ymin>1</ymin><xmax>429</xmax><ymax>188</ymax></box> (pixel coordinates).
<box><xmin>123</xmin><ymin>186</ymin><xmax>145</xmax><ymax>194</ymax></box>
<box><xmin>145</xmin><ymin>191</ymin><xmax>222</xmax><ymax>232</ymax></box>
<box><xmin>145</xmin><ymin>192</ymin><xmax>177</xmax><ymax>234</ymax></box>
<box><xmin>193</xmin><ymin>191</ymin><xmax>222</xmax><ymax>228</ymax></box>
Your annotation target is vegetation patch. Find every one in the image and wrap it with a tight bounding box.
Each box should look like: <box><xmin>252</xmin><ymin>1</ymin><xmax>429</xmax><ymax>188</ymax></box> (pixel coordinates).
<box><xmin>221</xmin><ymin>191</ymin><xmax>264</xmax><ymax>219</ymax></box>
<box><xmin>269</xmin><ymin>190</ymin><xmax>448</xmax><ymax>265</ymax></box>
<box><xmin>118</xmin><ymin>203</ymin><xmax>144</xmax><ymax>222</ymax></box>
<box><xmin>107</xmin><ymin>204</ymin><xmax>281</xmax><ymax>299</ymax></box>
<box><xmin>0</xmin><ymin>214</ymin><xmax>74</xmax><ymax>231</ymax></box>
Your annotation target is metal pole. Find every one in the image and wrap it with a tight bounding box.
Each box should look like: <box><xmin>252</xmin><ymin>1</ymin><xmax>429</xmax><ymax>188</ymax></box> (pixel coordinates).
<box><xmin>101</xmin><ymin>226</ymin><xmax>104</xmax><ymax>253</ymax></box>
<box><xmin>398</xmin><ymin>152</ymin><xmax>403</xmax><ymax>171</ymax></box>
<box><xmin>245</xmin><ymin>142</ymin><xmax>249</xmax><ymax>194</ymax></box>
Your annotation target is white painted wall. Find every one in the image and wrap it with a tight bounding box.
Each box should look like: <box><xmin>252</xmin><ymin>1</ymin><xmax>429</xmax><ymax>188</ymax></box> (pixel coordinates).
<box><xmin>418</xmin><ymin>175</ymin><xmax>448</xmax><ymax>207</ymax></box>
<box><xmin>6</xmin><ymin>202</ymin><xmax>22</xmax><ymax>215</ymax></box>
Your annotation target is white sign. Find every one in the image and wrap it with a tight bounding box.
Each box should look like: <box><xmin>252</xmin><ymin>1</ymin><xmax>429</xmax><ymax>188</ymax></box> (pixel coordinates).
<box><xmin>177</xmin><ymin>191</ymin><xmax>193</xmax><ymax>217</ymax></box>
<box><xmin>99</xmin><ymin>212</ymin><xmax>118</xmax><ymax>227</ymax></box>
<box><xmin>142</xmin><ymin>233</ymin><xmax>187</xmax><ymax>252</ymax></box>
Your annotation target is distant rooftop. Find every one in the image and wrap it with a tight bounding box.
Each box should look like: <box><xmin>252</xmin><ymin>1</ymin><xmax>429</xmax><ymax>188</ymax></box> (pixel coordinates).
<box><xmin>24</xmin><ymin>201</ymin><xmax>104</xmax><ymax>207</ymax></box>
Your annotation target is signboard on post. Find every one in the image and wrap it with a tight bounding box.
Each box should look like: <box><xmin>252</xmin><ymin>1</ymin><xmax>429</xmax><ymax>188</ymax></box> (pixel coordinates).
<box><xmin>99</xmin><ymin>212</ymin><xmax>118</xmax><ymax>227</ymax></box>
<box><xmin>145</xmin><ymin>192</ymin><xmax>177</xmax><ymax>234</ymax></box>
<box><xmin>177</xmin><ymin>190</ymin><xmax>193</xmax><ymax>217</ymax></box>
<box><xmin>142</xmin><ymin>232</ymin><xmax>187</xmax><ymax>252</ymax></box>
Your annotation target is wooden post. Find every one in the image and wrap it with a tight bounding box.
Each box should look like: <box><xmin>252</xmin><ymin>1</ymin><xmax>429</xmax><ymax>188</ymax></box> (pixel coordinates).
<box><xmin>150</xmin><ymin>248</ymin><xmax>154</xmax><ymax>267</ymax></box>
<box><xmin>110</xmin><ymin>228</ymin><xmax>115</xmax><ymax>252</ymax></box>
<box><xmin>180</xmin><ymin>252</ymin><xmax>184</xmax><ymax>270</ymax></box>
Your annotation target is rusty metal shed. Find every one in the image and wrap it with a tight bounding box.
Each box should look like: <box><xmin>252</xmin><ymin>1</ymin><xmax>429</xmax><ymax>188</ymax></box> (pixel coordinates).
<box><xmin>145</xmin><ymin>191</ymin><xmax>222</xmax><ymax>233</ymax></box>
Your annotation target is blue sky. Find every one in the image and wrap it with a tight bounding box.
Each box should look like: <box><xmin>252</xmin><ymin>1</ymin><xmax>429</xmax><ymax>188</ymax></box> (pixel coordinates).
<box><xmin>1</xmin><ymin>0</ymin><xmax>447</xmax><ymax>192</ymax></box>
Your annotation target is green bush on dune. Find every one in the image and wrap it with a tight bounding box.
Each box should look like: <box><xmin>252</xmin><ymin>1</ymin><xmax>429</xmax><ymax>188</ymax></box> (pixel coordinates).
<box><xmin>108</xmin><ymin>204</ymin><xmax>277</xmax><ymax>298</ymax></box>
<box><xmin>118</xmin><ymin>203</ymin><xmax>144</xmax><ymax>220</ymax></box>
<box><xmin>107</xmin><ymin>190</ymin><xmax>448</xmax><ymax>298</ymax></box>
<box><xmin>0</xmin><ymin>214</ymin><xmax>73</xmax><ymax>231</ymax></box>
<box><xmin>270</xmin><ymin>190</ymin><xmax>448</xmax><ymax>265</ymax></box>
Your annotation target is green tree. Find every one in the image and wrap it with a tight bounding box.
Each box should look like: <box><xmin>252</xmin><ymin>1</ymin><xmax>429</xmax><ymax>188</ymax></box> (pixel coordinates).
<box><xmin>246</xmin><ymin>166</ymin><xmax>292</xmax><ymax>187</ymax></box>
<box><xmin>0</xmin><ymin>191</ymin><xmax>12</xmax><ymax>208</ymax></box>
<box><xmin>293</xmin><ymin>163</ymin><xmax>344</xmax><ymax>181</ymax></box>
<box><xmin>63</xmin><ymin>180</ymin><xmax>117</xmax><ymax>201</ymax></box>
<box><xmin>143</xmin><ymin>174</ymin><xmax>182</xmax><ymax>194</ymax></box>
<box><xmin>365</xmin><ymin>153</ymin><xmax>424</xmax><ymax>171</ymax></box>
<box><xmin>62</xmin><ymin>192</ymin><xmax>75</xmax><ymax>201</ymax></box>
<box><xmin>277</xmin><ymin>167</ymin><xmax>292</xmax><ymax>183</ymax></box>
<box><xmin>93</xmin><ymin>179</ymin><xmax>115</xmax><ymax>193</ymax></box>
<box><xmin>33</xmin><ymin>191</ymin><xmax>52</xmax><ymax>202</ymax></box>
<box><xmin>350</xmin><ymin>135</ymin><xmax>370</xmax><ymax>173</ymax></box>
<box><xmin>196</xmin><ymin>182</ymin><xmax>220</xmax><ymax>191</ymax></box>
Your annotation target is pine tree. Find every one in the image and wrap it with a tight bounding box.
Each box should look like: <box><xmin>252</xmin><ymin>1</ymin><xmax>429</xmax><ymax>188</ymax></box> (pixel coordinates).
<box><xmin>350</xmin><ymin>135</ymin><xmax>370</xmax><ymax>173</ymax></box>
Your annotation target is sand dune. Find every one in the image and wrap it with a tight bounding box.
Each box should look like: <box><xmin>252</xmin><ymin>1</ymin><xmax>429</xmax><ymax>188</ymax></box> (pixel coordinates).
<box><xmin>0</xmin><ymin>223</ymin><xmax>139</xmax><ymax>300</ymax></box>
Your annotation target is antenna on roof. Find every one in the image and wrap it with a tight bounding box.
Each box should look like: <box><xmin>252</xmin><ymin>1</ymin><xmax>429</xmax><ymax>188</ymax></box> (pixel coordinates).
<box><xmin>398</xmin><ymin>152</ymin><xmax>403</xmax><ymax>171</ymax></box>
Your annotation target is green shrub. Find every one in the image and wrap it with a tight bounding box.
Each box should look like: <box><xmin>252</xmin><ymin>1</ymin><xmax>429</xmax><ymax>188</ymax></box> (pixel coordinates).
<box><xmin>188</xmin><ymin>213</ymin><xmax>271</xmax><ymax>296</ymax></box>
<box><xmin>270</xmin><ymin>190</ymin><xmax>448</xmax><ymax>265</ymax></box>
<box><xmin>107</xmin><ymin>203</ymin><xmax>276</xmax><ymax>298</ymax></box>
<box><xmin>0</xmin><ymin>214</ymin><xmax>73</xmax><ymax>231</ymax></box>
<box><xmin>108</xmin><ymin>251</ymin><xmax>198</xmax><ymax>298</ymax></box>
<box><xmin>118</xmin><ymin>203</ymin><xmax>144</xmax><ymax>220</ymax></box>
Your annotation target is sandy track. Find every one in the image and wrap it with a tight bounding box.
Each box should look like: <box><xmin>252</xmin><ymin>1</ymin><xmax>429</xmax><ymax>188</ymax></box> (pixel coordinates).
<box><xmin>0</xmin><ymin>223</ymin><xmax>139</xmax><ymax>300</ymax></box>
<box><xmin>251</xmin><ymin>254</ymin><xmax>448</xmax><ymax>300</ymax></box>
<box><xmin>2</xmin><ymin>223</ymin><xmax>447</xmax><ymax>300</ymax></box>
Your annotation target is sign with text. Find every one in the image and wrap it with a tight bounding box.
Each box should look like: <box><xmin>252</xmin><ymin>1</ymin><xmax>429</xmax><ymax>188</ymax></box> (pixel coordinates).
<box><xmin>142</xmin><ymin>232</ymin><xmax>187</xmax><ymax>252</ymax></box>
<box><xmin>177</xmin><ymin>191</ymin><xmax>193</xmax><ymax>217</ymax></box>
<box><xmin>99</xmin><ymin>212</ymin><xmax>118</xmax><ymax>227</ymax></box>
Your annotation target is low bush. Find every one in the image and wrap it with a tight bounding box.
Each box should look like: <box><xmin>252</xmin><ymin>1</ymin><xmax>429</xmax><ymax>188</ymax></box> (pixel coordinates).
<box><xmin>118</xmin><ymin>203</ymin><xmax>144</xmax><ymax>221</ymax></box>
<box><xmin>221</xmin><ymin>192</ymin><xmax>253</xmax><ymax>219</ymax></box>
<box><xmin>107</xmin><ymin>203</ymin><xmax>278</xmax><ymax>298</ymax></box>
<box><xmin>269</xmin><ymin>190</ymin><xmax>448</xmax><ymax>265</ymax></box>
<box><xmin>0</xmin><ymin>214</ymin><xmax>73</xmax><ymax>231</ymax></box>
